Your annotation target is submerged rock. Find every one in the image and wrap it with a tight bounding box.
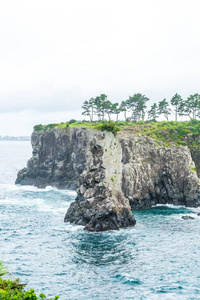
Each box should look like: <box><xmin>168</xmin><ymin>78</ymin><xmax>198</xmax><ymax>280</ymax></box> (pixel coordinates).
<box><xmin>182</xmin><ymin>215</ymin><xmax>195</xmax><ymax>220</ymax></box>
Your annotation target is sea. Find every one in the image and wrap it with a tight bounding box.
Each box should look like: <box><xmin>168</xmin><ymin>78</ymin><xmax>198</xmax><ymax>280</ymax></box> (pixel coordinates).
<box><xmin>0</xmin><ymin>141</ymin><xmax>200</xmax><ymax>300</ymax></box>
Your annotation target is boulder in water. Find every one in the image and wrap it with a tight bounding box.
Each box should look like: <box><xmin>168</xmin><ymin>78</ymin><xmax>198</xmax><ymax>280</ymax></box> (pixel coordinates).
<box><xmin>182</xmin><ymin>215</ymin><xmax>195</xmax><ymax>220</ymax></box>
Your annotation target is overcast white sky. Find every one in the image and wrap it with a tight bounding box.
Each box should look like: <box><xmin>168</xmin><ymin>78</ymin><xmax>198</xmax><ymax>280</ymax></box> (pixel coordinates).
<box><xmin>1</xmin><ymin>0</ymin><xmax>200</xmax><ymax>135</ymax></box>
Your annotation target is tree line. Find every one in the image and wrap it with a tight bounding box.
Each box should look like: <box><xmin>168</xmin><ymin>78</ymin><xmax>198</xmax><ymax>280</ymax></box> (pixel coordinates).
<box><xmin>81</xmin><ymin>93</ymin><xmax>200</xmax><ymax>122</ymax></box>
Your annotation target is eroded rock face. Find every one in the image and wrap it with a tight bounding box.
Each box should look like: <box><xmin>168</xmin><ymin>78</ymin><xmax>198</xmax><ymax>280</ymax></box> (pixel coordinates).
<box><xmin>118</xmin><ymin>132</ymin><xmax>200</xmax><ymax>209</ymax></box>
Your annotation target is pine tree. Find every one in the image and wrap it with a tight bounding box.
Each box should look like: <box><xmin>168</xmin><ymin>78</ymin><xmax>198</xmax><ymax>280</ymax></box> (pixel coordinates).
<box><xmin>120</xmin><ymin>100</ymin><xmax>128</xmax><ymax>120</ymax></box>
<box><xmin>148</xmin><ymin>103</ymin><xmax>158</xmax><ymax>121</ymax></box>
<box><xmin>127</xmin><ymin>93</ymin><xmax>149</xmax><ymax>121</ymax></box>
<box><xmin>170</xmin><ymin>93</ymin><xmax>183</xmax><ymax>121</ymax></box>
<box><xmin>111</xmin><ymin>103</ymin><xmax>121</xmax><ymax>121</ymax></box>
<box><xmin>103</xmin><ymin>100</ymin><xmax>113</xmax><ymax>120</ymax></box>
<box><xmin>179</xmin><ymin>93</ymin><xmax>200</xmax><ymax>119</ymax></box>
<box><xmin>82</xmin><ymin>98</ymin><xmax>95</xmax><ymax>122</ymax></box>
<box><xmin>158</xmin><ymin>99</ymin><xmax>171</xmax><ymax>120</ymax></box>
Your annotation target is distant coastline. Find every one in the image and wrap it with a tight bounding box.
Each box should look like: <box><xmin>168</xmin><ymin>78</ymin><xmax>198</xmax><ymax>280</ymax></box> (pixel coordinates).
<box><xmin>0</xmin><ymin>136</ymin><xmax>31</xmax><ymax>141</ymax></box>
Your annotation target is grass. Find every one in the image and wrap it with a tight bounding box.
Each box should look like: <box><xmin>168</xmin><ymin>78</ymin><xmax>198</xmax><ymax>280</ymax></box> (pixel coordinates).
<box><xmin>33</xmin><ymin>119</ymin><xmax>200</xmax><ymax>147</ymax></box>
<box><xmin>138</xmin><ymin>120</ymin><xmax>200</xmax><ymax>146</ymax></box>
<box><xmin>118</xmin><ymin>119</ymin><xmax>200</xmax><ymax>147</ymax></box>
<box><xmin>33</xmin><ymin>121</ymin><xmax>93</xmax><ymax>132</ymax></box>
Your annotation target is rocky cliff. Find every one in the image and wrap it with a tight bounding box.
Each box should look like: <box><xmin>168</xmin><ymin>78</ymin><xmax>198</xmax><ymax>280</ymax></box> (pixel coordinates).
<box><xmin>16</xmin><ymin>127</ymin><xmax>88</xmax><ymax>190</ymax></box>
<box><xmin>16</xmin><ymin>126</ymin><xmax>200</xmax><ymax>231</ymax></box>
<box><xmin>118</xmin><ymin>130</ymin><xmax>200</xmax><ymax>208</ymax></box>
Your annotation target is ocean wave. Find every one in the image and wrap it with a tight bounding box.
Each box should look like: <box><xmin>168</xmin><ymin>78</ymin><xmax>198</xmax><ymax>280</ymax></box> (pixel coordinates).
<box><xmin>114</xmin><ymin>274</ymin><xmax>143</xmax><ymax>286</ymax></box>
<box><xmin>64</xmin><ymin>223</ymin><xmax>84</xmax><ymax>232</ymax></box>
<box><xmin>154</xmin><ymin>203</ymin><xmax>200</xmax><ymax>213</ymax></box>
<box><xmin>155</xmin><ymin>203</ymin><xmax>187</xmax><ymax>209</ymax></box>
<box><xmin>1</xmin><ymin>183</ymin><xmax>77</xmax><ymax>195</ymax></box>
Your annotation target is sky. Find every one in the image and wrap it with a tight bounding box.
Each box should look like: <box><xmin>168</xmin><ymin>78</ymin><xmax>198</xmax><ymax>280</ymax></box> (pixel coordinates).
<box><xmin>1</xmin><ymin>0</ymin><xmax>200</xmax><ymax>136</ymax></box>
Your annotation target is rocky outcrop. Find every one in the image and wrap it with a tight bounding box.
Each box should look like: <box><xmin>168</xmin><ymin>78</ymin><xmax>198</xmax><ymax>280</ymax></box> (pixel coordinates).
<box><xmin>16</xmin><ymin>126</ymin><xmax>200</xmax><ymax>231</ymax></box>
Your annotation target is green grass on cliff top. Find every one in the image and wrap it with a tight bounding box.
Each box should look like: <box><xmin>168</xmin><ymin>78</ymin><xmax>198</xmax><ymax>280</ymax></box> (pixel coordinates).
<box><xmin>33</xmin><ymin>119</ymin><xmax>200</xmax><ymax>147</ymax></box>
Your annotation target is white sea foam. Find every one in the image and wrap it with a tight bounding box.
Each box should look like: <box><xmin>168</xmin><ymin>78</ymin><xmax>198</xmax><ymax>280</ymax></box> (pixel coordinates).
<box><xmin>155</xmin><ymin>203</ymin><xmax>186</xmax><ymax>209</ymax></box>
<box><xmin>0</xmin><ymin>183</ymin><xmax>40</xmax><ymax>192</ymax></box>
<box><xmin>0</xmin><ymin>183</ymin><xmax>77</xmax><ymax>196</ymax></box>
<box><xmin>155</xmin><ymin>203</ymin><xmax>200</xmax><ymax>211</ymax></box>
<box><xmin>36</xmin><ymin>202</ymin><xmax>70</xmax><ymax>214</ymax></box>
<box><xmin>65</xmin><ymin>223</ymin><xmax>84</xmax><ymax>232</ymax></box>
<box><xmin>0</xmin><ymin>196</ymin><xmax>43</xmax><ymax>206</ymax></box>
<box><xmin>65</xmin><ymin>190</ymin><xmax>77</xmax><ymax>196</ymax></box>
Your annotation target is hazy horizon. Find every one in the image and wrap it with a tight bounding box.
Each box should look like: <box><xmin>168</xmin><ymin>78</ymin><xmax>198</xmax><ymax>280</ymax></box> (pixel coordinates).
<box><xmin>1</xmin><ymin>0</ymin><xmax>200</xmax><ymax>136</ymax></box>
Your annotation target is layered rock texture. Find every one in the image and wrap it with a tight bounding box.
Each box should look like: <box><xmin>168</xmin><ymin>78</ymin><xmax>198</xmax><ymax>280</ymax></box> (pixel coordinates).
<box><xmin>16</xmin><ymin>127</ymin><xmax>200</xmax><ymax>231</ymax></box>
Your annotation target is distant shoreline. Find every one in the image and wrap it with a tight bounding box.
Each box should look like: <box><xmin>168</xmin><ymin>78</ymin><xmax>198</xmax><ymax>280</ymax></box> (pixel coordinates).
<box><xmin>0</xmin><ymin>136</ymin><xmax>31</xmax><ymax>141</ymax></box>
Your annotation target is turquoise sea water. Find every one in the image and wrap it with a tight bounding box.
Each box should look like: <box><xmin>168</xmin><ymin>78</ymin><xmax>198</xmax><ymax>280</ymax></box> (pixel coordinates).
<box><xmin>0</xmin><ymin>141</ymin><xmax>200</xmax><ymax>300</ymax></box>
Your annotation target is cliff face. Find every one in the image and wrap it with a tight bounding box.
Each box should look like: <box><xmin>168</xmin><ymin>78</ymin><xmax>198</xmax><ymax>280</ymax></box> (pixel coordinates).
<box><xmin>16</xmin><ymin>128</ymin><xmax>88</xmax><ymax>190</ymax></box>
<box><xmin>16</xmin><ymin>127</ymin><xmax>200</xmax><ymax>231</ymax></box>
<box><xmin>184</xmin><ymin>133</ymin><xmax>200</xmax><ymax>178</ymax></box>
<box><xmin>118</xmin><ymin>131</ymin><xmax>200</xmax><ymax>209</ymax></box>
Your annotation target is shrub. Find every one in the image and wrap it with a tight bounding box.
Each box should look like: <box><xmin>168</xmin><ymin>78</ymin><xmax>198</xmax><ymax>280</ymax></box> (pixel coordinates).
<box><xmin>93</xmin><ymin>121</ymin><xmax>120</xmax><ymax>136</ymax></box>
<box><xmin>68</xmin><ymin>119</ymin><xmax>76</xmax><ymax>124</ymax></box>
<box><xmin>33</xmin><ymin>124</ymin><xmax>44</xmax><ymax>131</ymax></box>
<box><xmin>0</xmin><ymin>261</ymin><xmax>59</xmax><ymax>300</ymax></box>
<box><xmin>116</xmin><ymin>121</ymin><xmax>128</xmax><ymax>126</ymax></box>
<box><xmin>137</xmin><ymin>120</ymin><xmax>145</xmax><ymax>125</ymax></box>
<box><xmin>45</xmin><ymin>123</ymin><xmax>59</xmax><ymax>131</ymax></box>
<box><xmin>188</xmin><ymin>118</ymin><xmax>199</xmax><ymax>125</ymax></box>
